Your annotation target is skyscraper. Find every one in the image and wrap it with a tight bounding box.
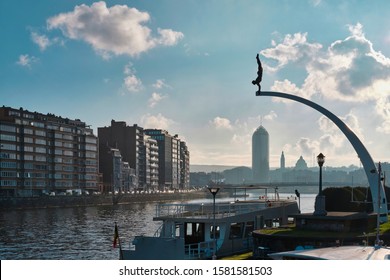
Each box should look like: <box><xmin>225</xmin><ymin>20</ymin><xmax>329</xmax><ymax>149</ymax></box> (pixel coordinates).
<box><xmin>252</xmin><ymin>125</ymin><xmax>269</xmax><ymax>183</ymax></box>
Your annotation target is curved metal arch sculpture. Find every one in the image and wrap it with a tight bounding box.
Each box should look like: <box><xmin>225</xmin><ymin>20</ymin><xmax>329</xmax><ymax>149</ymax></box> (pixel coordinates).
<box><xmin>259</xmin><ymin>91</ymin><xmax>388</xmax><ymax>221</ymax></box>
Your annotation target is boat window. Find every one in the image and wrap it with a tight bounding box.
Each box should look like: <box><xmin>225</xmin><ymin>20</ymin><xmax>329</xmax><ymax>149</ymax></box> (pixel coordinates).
<box><xmin>175</xmin><ymin>224</ymin><xmax>180</xmax><ymax>237</ymax></box>
<box><xmin>229</xmin><ymin>222</ymin><xmax>244</xmax><ymax>239</ymax></box>
<box><xmin>244</xmin><ymin>221</ymin><xmax>254</xmax><ymax>237</ymax></box>
<box><xmin>185</xmin><ymin>223</ymin><xmax>205</xmax><ymax>244</ymax></box>
<box><xmin>186</xmin><ymin>223</ymin><xmax>193</xmax><ymax>236</ymax></box>
<box><xmin>185</xmin><ymin>223</ymin><xmax>204</xmax><ymax>238</ymax></box>
<box><xmin>210</xmin><ymin>225</ymin><xmax>220</xmax><ymax>239</ymax></box>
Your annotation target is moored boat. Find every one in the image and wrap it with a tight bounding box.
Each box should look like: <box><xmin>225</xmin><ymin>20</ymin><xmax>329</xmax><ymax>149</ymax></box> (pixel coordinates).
<box><xmin>120</xmin><ymin>187</ymin><xmax>299</xmax><ymax>259</ymax></box>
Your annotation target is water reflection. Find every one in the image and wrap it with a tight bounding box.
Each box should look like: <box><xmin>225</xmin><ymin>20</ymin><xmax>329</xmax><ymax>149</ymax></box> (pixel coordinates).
<box><xmin>0</xmin><ymin>193</ymin><xmax>315</xmax><ymax>260</ymax></box>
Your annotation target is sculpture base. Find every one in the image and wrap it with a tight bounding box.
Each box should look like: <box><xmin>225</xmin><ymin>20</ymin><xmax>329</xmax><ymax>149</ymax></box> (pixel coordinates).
<box><xmin>313</xmin><ymin>195</ymin><xmax>327</xmax><ymax>216</ymax></box>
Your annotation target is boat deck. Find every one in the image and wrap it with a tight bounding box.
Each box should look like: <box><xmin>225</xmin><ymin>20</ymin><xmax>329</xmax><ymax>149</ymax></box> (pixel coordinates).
<box><xmin>154</xmin><ymin>200</ymin><xmax>296</xmax><ymax>221</ymax></box>
<box><xmin>270</xmin><ymin>245</ymin><xmax>390</xmax><ymax>260</ymax></box>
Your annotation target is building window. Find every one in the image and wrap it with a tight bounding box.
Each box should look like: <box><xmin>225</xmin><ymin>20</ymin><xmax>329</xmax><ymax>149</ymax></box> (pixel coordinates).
<box><xmin>86</xmin><ymin>144</ymin><xmax>97</xmax><ymax>151</ymax></box>
<box><xmin>85</xmin><ymin>137</ymin><xmax>97</xmax><ymax>144</ymax></box>
<box><xmin>35</xmin><ymin>155</ymin><xmax>46</xmax><ymax>162</ymax></box>
<box><xmin>35</xmin><ymin>147</ymin><xmax>46</xmax><ymax>153</ymax></box>
<box><xmin>32</xmin><ymin>122</ymin><xmax>44</xmax><ymax>128</ymax></box>
<box><xmin>9</xmin><ymin>111</ymin><xmax>20</xmax><ymax>117</ymax></box>
<box><xmin>1</xmin><ymin>162</ymin><xmax>17</xmax><ymax>169</ymax></box>
<box><xmin>63</xmin><ymin>134</ymin><xmax>73</xmax><ymax>141</ymax></box>
<box><xmin>23</xmin><ymin>128</ymin><xmax>33</xmax><ymax>134</ymax></box>
<box><xmin>1</xmin><ymin>143</ymin><xmax>17</xmax><ymax>150</ymax></box>
<box><xmin>47</xmin><ymin>124</ymin><xmax>59</xmax><ymax>130</ymax></box>
<box><xmin>0</xmin><ymin>180</ymin><xmax>17</xmax><ymax>187</ymax></box>
<box><xmin>0</xmin><ymin>134</ymin><xmax>16</xmax><ymax>141</ymax></box>
<box><xmin>35</xmin><ymin>130</ymin><xmax>46</xmax><ymax>137</ymax></box>
<box><xmin>23</xmin><ymin>163</ymin><xmax>33</xmax><ymax>169</ymax></box>
<box><xmin>63</xmin><ymin>142</ymin><xmax>73</xmax><ymax>149</ymax></box>
<box><xmin>24</xmin><ymin>146</ymin><xmax>34</xmax><ymax>152</ymax></box>
<box><xmin>0</xmin><ymin>124</ymin><xmax>16</xmax><ymax>132</ymax></box>
<box><xmin>23</xmin><ymin>113</ymin><xmax>34</xmax><ymax>119</ymax></box>
<box><xmin>24</xmin><ymin>155</ymin><xmax>34</xmax><ymax>161</ymax></box>
<box><xmin>85</xmin><ymin>152</ymin><xmax>96</xmax><ymax>158</ymax></box>
<box><xmin>35</xmin><ymin>139</ymin><xmax>46</xmax><ymax>145</ymax></box>
<box><xmin>24</xmin><ymin>137</ymin><xmax>33</xmax><ymax>143</ymax></box>
<box><xmin>1</xmin><ymin>171</ymin><xmax>17</xmax><ymax>177</ymax></box>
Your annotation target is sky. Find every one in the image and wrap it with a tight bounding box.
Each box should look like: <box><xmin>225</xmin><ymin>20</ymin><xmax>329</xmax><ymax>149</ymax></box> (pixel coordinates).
<box><xmin>1</xmin><ymin>0</ymin><xmax>390</xmax><ymax>169</ymax></box>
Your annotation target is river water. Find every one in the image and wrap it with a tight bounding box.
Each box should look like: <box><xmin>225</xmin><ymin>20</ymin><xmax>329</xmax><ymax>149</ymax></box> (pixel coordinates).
<box><xmin>0</xmin><ymin>192</ymin><xmax>316</xmax><ymax>260</ymax></box>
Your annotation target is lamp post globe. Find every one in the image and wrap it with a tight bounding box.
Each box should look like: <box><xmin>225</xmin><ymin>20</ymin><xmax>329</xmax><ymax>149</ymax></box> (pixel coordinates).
<box><xmin>317</xmin><ymin>153</ymin><xmax>325</xmax><ymax>167</ymax></box>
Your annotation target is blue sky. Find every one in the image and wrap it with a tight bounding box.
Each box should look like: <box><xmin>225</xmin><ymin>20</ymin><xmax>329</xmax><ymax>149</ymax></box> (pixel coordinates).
<box><xmin>1</xmin><ymin>0</ymin><xmax>390</xmax><ymax>168</ymax></box>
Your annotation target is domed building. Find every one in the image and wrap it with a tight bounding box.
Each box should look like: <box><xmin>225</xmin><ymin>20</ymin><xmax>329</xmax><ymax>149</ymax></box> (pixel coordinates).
<box><xmin>252</xmin><ymin>125</ymin><xmax>269</xmax><ymax>183</ymax></box>
<box><xmin>295</xmin><ymin>155</ymin><xmax>308</xmax><ymax>170</ymax></box>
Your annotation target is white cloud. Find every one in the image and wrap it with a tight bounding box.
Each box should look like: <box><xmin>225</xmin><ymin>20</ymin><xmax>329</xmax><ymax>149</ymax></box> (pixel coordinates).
<box><xmin>264</xmin><ymin>110</ymin><xmax>278</xmax><ymax>121</ymax></box>
<box><xmin>46</xmin><ymin>1</ymin><xmax>183</xmax><ymax>57</ymax></box>
<box><xmin>31</xmin><ymin>32</ymin><xmax>51</xmax><ymax>51</ymax></box>
<box><xmin>211</xmin><ymin>117</ymin><xmax>233</xmax><ymax>130</ymax></box>
<box><xmin>155</xmin><ymin>28</ymin><xmax>184</xmax><ymax>46</ymax></box>
<box><xmin>152</xmin><ymin>79</ymin><xmax>170</xmax><ymax>89</ymax></box>
<box><xmin>291</xmin><ymin>112</ymin><xmax>364</xmax><ymax>163</ymax></box>
<box><xmin>122</xmin><ymin>62</ymin><xmax>142</xmax><ymax>93</ymax></box>
<box><xmin>30</xmin><ymin>31</ymin><xmax>63</xmax><ymax>51</ymax></box>
<box><xmin>124</xmin><ymin>62</ymin><xmax>136</xmax><ymax>76</ymax></box>
<box><xmin>260</xmin><ymin>32</ymin><xmax>322</xmax><ymax>72</ymax></box>
<box><xmin>262</xmin><ymin>23</ymin><xmax>390</xmax><ymax>134</ymax></box>
<box><xmin>16</xmin><ymin>54</ymin><xmax>38</xmax><ymax>68</ymax></box>
<box><xmin>123</xmin><ymin>75</ymin><xmax>142</xmax><ymax>92</ymax></box>
<box><xmin>140</xmin><ymin>113</ymin><xmax>174</xmax><ymax>130</ymax></box>
<box><xmin>347</xmin><ymin>22</ymin><xmax>364</xmax><ymax>38</ymax></box>
<box><xmin>295</xmin><ymin>137</ymin><xmax>319</xmax><ymax>158</ymax></box>
<box><xmin>148</xmin><ymin>92</ymin><xmax>167</xmax><ymax>108</ymax></box>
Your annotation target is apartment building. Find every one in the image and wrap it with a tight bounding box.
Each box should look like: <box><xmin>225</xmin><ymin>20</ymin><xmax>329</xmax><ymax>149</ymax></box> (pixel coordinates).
<box><xmin>180</xmin><ymin>141</ymin><xmax>190</xmax><ymax>189</ymax></box>
<box><xmin>98</xmin><ymin>120</ymin><xmax>158</xmax><ymax>191</ymax></box>
<box><xmin>144</xmin><ymin>130</ymin><xmax>190</xmax><ymax>190</ymax></box>
<box><xmin>0</xmin><ymin>106</ymin><xmax>99</xmax><ymax>197</ymax></box>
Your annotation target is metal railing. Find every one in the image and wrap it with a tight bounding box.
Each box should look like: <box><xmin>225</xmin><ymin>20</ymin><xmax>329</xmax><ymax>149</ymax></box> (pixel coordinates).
<box><xmin>155</xmin><ymin>202</ymin><xmax>268</xmax><ymax>219</ymax></box>
<box><xmin>185</xmin><ymin>240</ymin><xmax>214</xmax><ymax>259</ymax></box>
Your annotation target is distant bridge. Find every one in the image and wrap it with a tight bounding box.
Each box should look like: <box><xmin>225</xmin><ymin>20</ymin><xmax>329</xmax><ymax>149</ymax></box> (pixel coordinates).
<box><xmin>220</xmin><ymin>182</ymin><xmax>365</xmax><ymax>189</ymax></box>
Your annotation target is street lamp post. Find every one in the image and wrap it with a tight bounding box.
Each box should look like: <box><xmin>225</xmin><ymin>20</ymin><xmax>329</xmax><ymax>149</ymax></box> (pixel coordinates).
<box><xmin>314</xmin><ymin>153</ymin><xmax>327</xmax><ymax>216</ymax></box>
<box><xmin>207</xmin><ymin>186</ymin><xmax>220</xmax><ymax>260</ymax></box>
<box><xmin>371</xmin><ymin>163</ymin><xmax>383</xmax><ymax>247</ymax></box>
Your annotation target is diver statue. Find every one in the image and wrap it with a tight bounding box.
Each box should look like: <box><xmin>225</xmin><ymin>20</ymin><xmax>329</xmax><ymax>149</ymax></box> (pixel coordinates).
<box><xmin>252</xmin><ymin>53</ymin><xmax>263</xmax><ymax>95</ymax></box>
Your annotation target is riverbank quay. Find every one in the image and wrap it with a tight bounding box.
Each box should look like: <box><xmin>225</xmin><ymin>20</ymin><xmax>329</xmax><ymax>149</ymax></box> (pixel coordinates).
<box><xmin>252</xmin><ymin>214</ymin><xmax>390</xmax><ymax>258</ymax></box>
<box><xmin>0</xmin><ymin>190</ymin><xmax>210</xmax><ymax>210</ymax></box>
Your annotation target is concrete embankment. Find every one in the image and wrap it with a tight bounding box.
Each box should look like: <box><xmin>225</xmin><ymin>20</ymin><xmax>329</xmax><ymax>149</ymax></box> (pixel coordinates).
<box><xmin>0</xmin><ymin>191</ymin><xmax>210</xmax><ymax>210</ymax></box>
